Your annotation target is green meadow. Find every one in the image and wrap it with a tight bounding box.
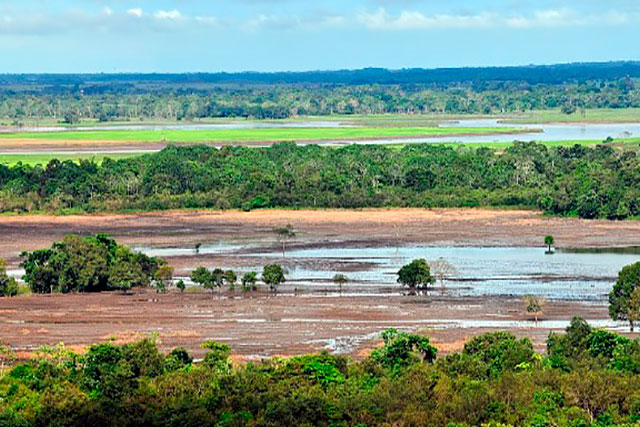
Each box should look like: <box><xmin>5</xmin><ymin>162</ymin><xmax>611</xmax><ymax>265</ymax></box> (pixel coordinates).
<box><xmin>0</xmin><ymin>125</ymin><xmax>524</xmax><ymax>143</ymax></box>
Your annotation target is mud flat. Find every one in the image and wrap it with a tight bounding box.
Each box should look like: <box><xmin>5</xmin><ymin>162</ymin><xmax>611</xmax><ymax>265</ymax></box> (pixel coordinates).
<box><xmin>0</xmin><ymin>290</ymin><xmax>619</xmax><ymax>362</ymax></box>
<box><xmin>0</xmin><ymin>208</ymin><xmax>638</xmax><ymax>360</ymax></box>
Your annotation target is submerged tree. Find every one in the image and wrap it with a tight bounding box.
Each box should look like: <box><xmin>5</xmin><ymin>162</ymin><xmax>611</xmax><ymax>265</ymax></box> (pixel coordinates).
<box><xmin>545</xmin><ymin>235</ymin><xmax>555</xmax><ymax>254</ymax></box>
<box><xmin>429</xmin><ymin>258</ymin><xmax>457</xmax><ymax>288</ymax></box>
<box><xmin>332</xmin><ymin>274</ymin><xmax>349</xmax><ymax>293</ymax></box>
<box><xmin>397</xmin><ymin>259</ymin><xmax>434</xmax><ymax>291</ymax></box>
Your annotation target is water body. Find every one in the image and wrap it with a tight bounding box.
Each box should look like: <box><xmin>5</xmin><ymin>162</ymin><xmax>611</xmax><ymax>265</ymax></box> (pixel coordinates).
<box><xmin>135</xmin><ymin>244</ymin><xmax>640</xmax><ymax>301</ymax></box>
<box><xmin>13</xmin><ymin>121</ymin><xmax>349</xmax><ymax>133</ymax></box>
<box><xmin>335</xmin><ymin>119</ymin><xmax>640</xmax><ymax>145</ymax></box>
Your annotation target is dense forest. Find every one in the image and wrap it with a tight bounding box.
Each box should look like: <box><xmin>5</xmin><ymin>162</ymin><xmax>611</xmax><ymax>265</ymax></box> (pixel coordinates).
<box><xmin>1</xmin><ymin>62</ymin><xmax>638</xmax><ymax>120</ymax></box>
<box><xmin>0</xmin><ymin>142</ymin><xmax>638</xmax><ymax>219</ymax></box>
<box><xmin>4</xmin><ymin>319</ymin><xmax>640</xmax><ymax>425</ymax></box>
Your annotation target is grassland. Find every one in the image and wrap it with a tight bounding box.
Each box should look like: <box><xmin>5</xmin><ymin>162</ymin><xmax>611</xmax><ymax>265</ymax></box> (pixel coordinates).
<box><xmin>0</xmin><ymin>125</ymin><xmax>523</xmax><ymax>143</ymax></box>
<box><xmin>0</xmin><ymin>152</ymin><xmax>140</xmax><ymax>166</ymax></box>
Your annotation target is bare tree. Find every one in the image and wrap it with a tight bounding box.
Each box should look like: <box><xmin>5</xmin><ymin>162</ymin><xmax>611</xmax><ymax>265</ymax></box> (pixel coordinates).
<box><xmin>275</xmin><ymin>224</ymin><xmax>296</xmax><ymax>258</ymax></box>
<box><xmin>429</xmin><ymin>258</ymin><xmax>458</xmax><ymax>288</ymax></box>
<box><xmin>524</xmin><ymin>295</ymin><xmax>545</xmax><ymax>324</ymax></box>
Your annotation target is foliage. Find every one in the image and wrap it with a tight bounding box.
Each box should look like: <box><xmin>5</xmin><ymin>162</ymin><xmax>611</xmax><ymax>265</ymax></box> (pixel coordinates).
<box><xmin>4</xmin><ymin>320</ymin><xmax>640</xmax><ymax>425</ymax></box>
<box><xmin>371</xmin><ymin>329</ymin><xmax>437</xmax><ymax>373</ymax></box>
<box><xmin>241</xmin><ymin>272</ymin><xmax>258</xmax><ymax>292</ymax></box>
<box><xmin>0</xmin><ymin>142</ymin><xmax>639</xmax><ymax>220</ymax></box>
<box><xmin>397</xmin><ymin>258</ymin><xmax>434</xmax><ymax>289</ymax></box>
<box><xmin>0</xmin><ymin>258</ymin><xmax>18</xmax><ymax>297</ymax></box>
<box><xmin>262</xmin><ymin>264</ymin><xmax>285</xmax><ymax>292</ymax></box>
<box><xmin>609</xmin><ymin>262</ymin><xmax>640</xmax><ymax>330</ymax></box>
<box><xmin>19</xmin><ymin>234</ymin><xmax>164</xmax><ymax>294</ymax></box>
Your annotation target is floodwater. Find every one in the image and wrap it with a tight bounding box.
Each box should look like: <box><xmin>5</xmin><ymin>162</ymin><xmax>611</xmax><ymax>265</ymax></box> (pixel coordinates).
<box><xmin>13</xmin><ymin>121</ymin><xmax>349</xmax><ymax>133</ymax></box>
<box><xmin>134</xmin><ymin>244</ymin><xmax>640</xmax><ymax>301</ymax></box>
<box><xmin>9</xmin><ymin>119</ymin><xmax>640</xmax><ymax>145</ymax></box>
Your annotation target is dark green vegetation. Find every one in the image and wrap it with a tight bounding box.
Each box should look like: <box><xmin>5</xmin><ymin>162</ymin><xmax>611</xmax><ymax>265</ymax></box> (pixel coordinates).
<box><xmin>20</xmin><ymin>234</ymin><xmax>167</xmax><ymax>294</ymax></box>
<box><xmin>397</xmin><ymin>259</ymin><xmax>434</xmax><ymax>289</ymax></box>
<box><xmin>609</xmin><ymin>262</ymin><xmax>640</xmax><ymax>331</ymax></box>
<box><xmin>1</xmin><ymin>141</ymin><xmax>638</xmax><ymax>219</ymax></box>
<box><xmin>5</xmin><ymin>319</ymin><xmax>640</xmax><ymax>425</ymax></box>
<box><xmin>1</xmin><ymin>62</ymin><xmax>639</xmax><ymax>121</ymax></box>
<box><xmin>0</xmin><ymin>258</ymin><xmax>18</xmax><ymax>297</ymax></box>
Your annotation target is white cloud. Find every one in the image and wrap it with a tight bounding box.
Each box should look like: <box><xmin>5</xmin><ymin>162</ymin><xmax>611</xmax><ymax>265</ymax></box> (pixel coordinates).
<box><xmin>103</xmin><ymin>7</ymin><xmax>113</xmax><ymax>17</ymax></box>
<box><xmin>127</xmin><ymin>8</ymin><xmax>143</xmax><ymax>18</ymax></box>
<box><xmin>154</xmin><ymin>10</ymin><xmax>182</xmax><ymax>21</ymax></box>
<box><xmin>358</xmin><ymin>8</ymin><xmax>636</xmax><ymax>31</ymax></box>
<box><xmin>358</xmin><ymin>8</ymin><xmax>495</xmax><ymax>30</ymax></box>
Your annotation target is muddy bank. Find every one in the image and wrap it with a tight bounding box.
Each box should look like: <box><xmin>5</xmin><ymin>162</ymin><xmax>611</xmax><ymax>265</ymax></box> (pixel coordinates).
<box><xmin>0</xmin><ymin>290</ymin><xmax>621</xmax><ymax>362</ymax></box>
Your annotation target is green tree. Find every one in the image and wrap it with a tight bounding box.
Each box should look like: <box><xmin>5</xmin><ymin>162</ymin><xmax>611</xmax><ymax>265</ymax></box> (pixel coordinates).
<box><xmin>154</xmin><ymin>264</ymin><xmax>174</xmax><ymax>293</ymax></box>
<box><xmin>176</xmin><ymin>280</ymin><xmax>186</xmax><ymax>293</ymax></box>
<box><xmin>224</xmin><ymin>270</ymin><xmax>237</xmax><ymax>291</ymax></box>
<box><xmin>545</xmin><ymin>235</ymin><xmax>555</xmax><ymax>254</ymax></box>
<box><xmin>371</xmin><ymin>328</ymin><xmax>437</xmax><ymax>372</ymax></box>
<box><xmin>397</xmin><ymin>259</ymin><xmax>434</xmax><ymax>290</ymax></box>
<box><xmin>20</xmin><ymin>234</ymin><xmax>161</xmax><ymax>294</ymax></box>
<box><xmin>262</xmin><ymin>264</ymin><xmax>285</xmax><ymax>292</ymax></box>
<box><xmin>609</xmin><ymin>262</ymin><xmax>640</xmax><ymax>331</ymax></box>
<box><xmin>191</xmin><ymin>267</ymin><xmax>214</xmax><ymax>292</ymax></box>
<box><xmin>0</xmin><ymin>258</ymin><xmax>18</xmax><ymax>297</ymax></box>
<box><xmin>241</xmin><ymin>272</ymin><xmax>258</xmax><ymax>291</ymax></box>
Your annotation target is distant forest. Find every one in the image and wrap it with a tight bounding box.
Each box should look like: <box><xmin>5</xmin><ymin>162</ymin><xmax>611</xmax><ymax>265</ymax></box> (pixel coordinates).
<box><xmin>1</xmin><ymin>62</ymin><xmax>639</xmax><ymax>121</ymax></box>
<box><xmin>1</xmin><ymin>142</ymin><xmax>638</xmax><ymax>219</ymax></box>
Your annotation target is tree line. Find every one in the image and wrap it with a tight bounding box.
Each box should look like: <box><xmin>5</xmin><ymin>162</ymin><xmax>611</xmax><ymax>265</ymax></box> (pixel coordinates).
<box><xmin>1</xmin><ymin>77</ymin><xmax>638</xmax><ymax>122</ymax></box>
<box><xmin>0</xmin><ymin>142</ymin><xmax>638</xmax><ymax>220</ymax></box>
<box><xmin>4</xmin><ymin>318</ymin><xmax>640</xmax><ymax>425</ymax></box>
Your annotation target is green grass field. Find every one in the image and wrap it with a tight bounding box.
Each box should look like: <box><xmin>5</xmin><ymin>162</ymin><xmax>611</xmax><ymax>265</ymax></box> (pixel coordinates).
<box><xmin>0</xmin><ymin>126</ymin><xmax>524</xmax><ymax>143</ymax></box>
<box><xmin>0</xmin><ymin>152</ymin><xmax>140</xmax><ymax>166</ymax></box>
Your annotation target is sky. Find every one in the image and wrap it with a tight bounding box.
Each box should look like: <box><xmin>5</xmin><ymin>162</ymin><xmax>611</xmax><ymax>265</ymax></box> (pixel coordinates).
<box><xmin>1</xmin><ymin>0</ymin><xmax>639</xmax><ymax>73</ymax></box>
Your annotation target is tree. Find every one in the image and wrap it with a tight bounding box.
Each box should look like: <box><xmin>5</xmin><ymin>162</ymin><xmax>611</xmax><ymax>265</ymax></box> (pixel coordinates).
<box><xmin>241</xmin><ymin>272</ymin><xmax>258</xmax><ymax>291</ymax></box>
<box><xmin>332</xmin><ymin>274</ymin><xmax>349</xmax><ymax>293</ymax></box>
<box><xmin>176</xmin><ymin>280</ymin><xmax>186</xmax><ymax>293</ymax></box>
<box><xmin>429</xmin><ymin>258</ymin><xmax>457</xmax><ymax>288</ymax></box>
<box><xmin>545</xmin><ymin>235</ymin><xmax>555</xmax><ymax>254</ymax></box>
<box><xmin>610</xmin><ymin>262</ymin><xmax>640</xmax><ymax>331</ymax></box>
<box><xmin>194</xmin><ymin>243</ymin><xmax>202</xmax><ymax>254</ymax></box>
<box><xmin>275</xmin><ymin>224</ymin><xmax>296</xmax><ymax>258</ymax></box>
<box><xmin>20</xmin><ymin>234</ymin><xmax>162</xmax><ymax>294</ymax></box>
<box><xmin>224</xmin><ymin>270</ymin><xmax>237</xmax><ymax>291</ymax></box>
<box><xmin>154</xmin><ymin>264</ymin><xmax>174</xmax><ymax>293</ymax></box>
<box><xmin>262</xmin><ymin>264</ymin><xmax>285</xmax><ymax>292</ymax></box>
<box><xmin>397</xmin><ymin>259</ymin><xmax>434</xmax><ymax>290</ymax></box>
<box><xmin>191</xmin><ymin>267</ymin><xmax>214</xmax><ymax>292</ymax></box>
<box><xmin>0</xmin><ymin>258</ymin><xmax>18</xmax><ymax>297</ymax></box>
<box><xmin>524</xmin><ymin>295</ymin><xmax>545</xmax><ymax>323</ymax></box>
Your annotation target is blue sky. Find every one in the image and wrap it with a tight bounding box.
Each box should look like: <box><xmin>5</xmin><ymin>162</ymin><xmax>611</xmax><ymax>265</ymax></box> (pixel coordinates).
<box><xmin>1</xmin><ymin>0</ymin><xmax>639</xmax><ymax>73</ymax></box>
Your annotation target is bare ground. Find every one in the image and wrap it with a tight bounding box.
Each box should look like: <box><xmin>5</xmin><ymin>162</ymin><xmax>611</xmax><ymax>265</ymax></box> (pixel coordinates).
<box><xmin>1</xmin><ymin>208</ymin><xmax>638</xmax><ymax>360</ymax></box>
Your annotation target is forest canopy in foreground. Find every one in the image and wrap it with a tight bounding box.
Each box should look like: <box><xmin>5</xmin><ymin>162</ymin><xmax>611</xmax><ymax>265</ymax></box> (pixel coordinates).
<box><xmin>3</xmin><ymin>319</ymin><xmax>640</xmax><ymax>426</ymax></box>
<box><xmin>0</xmin><ymin>142</ymin><xmax>638</xmax><ymax>220</ymax></box>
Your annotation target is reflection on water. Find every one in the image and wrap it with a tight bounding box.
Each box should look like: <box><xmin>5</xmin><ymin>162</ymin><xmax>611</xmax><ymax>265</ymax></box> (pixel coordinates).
<box><xmin>135</xmin><ymin>244</ymin><xmax>639</xmax><ymax>301</ymax></box>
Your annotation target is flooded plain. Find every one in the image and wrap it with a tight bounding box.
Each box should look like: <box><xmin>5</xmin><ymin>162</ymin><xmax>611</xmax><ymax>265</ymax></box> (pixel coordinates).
<box><xmin>137</xmin><ymin>244</ymin><xmax>640</xmax><ymax>301</ymax></box>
